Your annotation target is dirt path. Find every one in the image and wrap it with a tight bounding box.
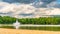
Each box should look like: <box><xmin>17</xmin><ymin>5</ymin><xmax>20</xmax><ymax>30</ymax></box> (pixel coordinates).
<box><xmin>0</xmin><ymin>28</ymin><xmax>60</xmax><ymax>34</ymax></box>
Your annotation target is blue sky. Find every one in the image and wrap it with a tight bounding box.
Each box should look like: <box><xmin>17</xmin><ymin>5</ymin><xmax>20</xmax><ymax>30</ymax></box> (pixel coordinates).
<box><xmin>57</xmin><ymin>0</ymin><xmax>60</xmax><ymax>2</ymax></box>
<box><xmin>0</xmin><ymin>0</ymin><xmax>57</xmax><ymax>4</ymax></box>
<box><xmin>1</xmin><ymin>0</ymin><xmax>59</xmax><ymax>3</ymax></box>
<box><xmin>56</xmin><ymin>0</ymin><xmax>60</xmax><ymax>4</ymax></box>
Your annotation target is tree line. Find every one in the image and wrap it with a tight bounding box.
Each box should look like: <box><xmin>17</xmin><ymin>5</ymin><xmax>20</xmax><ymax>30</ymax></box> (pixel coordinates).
<box><xmin>0</xmin><ymin>16</ymin><xmax>60</xmax><ymax>25</ymax></box>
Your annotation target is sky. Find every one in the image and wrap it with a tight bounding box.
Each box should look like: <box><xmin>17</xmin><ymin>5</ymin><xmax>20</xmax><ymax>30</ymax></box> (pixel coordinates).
<box><xmin>0</xmin><ymin>0</ymin><xmax>60</xmax><ymax>8</ymax></box>
<box><xmin>56</xmin><ymin>0</ymin><xmax>60</xmax><ymax>3</ymax></box>
<box><xmin>0</xmin><ymin>0</ymin><xmax>60</xmax><ymax>17</ymax></box>
<box><xmin>0</xmin><ymin>0</ymin><xmax>59</xmax><ymax>8</ymax></box>
<box><xmin>0</xmin><ymin>0</ymin><xmax>60</xmax><ymax>9</ymax></box>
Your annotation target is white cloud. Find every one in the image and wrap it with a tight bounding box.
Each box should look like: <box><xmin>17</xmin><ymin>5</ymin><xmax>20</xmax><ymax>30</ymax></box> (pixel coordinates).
<box><xmin>0</xmin><ymin>2</ymin><xmax>36</xmax><ymax>13</ymax></box>
<box><xmin>0</xmin><ymin>2</ymin><xmax>36</xmax><ymax>17</ymax></box>
<box><xmin>50</xmin><ymin>8</ymin><xmax>60</xmax><ymax>15</ymax></box>
<box><xmin>0</xmin><ymin>2</ymin><xmax>16</xmax><ymax>13</ymax></box>
<box><xmin>0</xmin><ymin>2</ymin><xmax>60</xmax><ymax>18</ymax></box>
<box><xmin>39</xmin><ymin>2</ymin><xmax>43</xmax><ymax>5</ymax></box>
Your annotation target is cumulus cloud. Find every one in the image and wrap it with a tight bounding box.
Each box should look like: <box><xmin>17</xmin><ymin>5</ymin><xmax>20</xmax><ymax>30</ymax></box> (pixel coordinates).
<box><xmin>0</xmin><ymin>2</ymin><xmax>16</xmax><ymax>13</ymax></box>
<box><xmin>48</xmin><ymin>8</ymin><xmax>60</xmax><ymax>15</ymax></box>
<box><xmin>32</xmin><ymin>0</ymin><xmax>56</xmax><ymax>8</ymax></box>
<box><xmin>0</xmin><ymin>2</ymin><xmax>37</xmax><ymax>17</ymax></box>
<box><xmin>0</xmin><ymin>0</ymin><xmax>60</xmax><ymax>18</ymax></box>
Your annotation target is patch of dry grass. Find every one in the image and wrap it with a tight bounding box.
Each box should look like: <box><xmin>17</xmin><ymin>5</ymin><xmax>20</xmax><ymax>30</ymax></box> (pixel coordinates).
<box><xmin>0</xmin><ymin>28</ymin><xmax>60</xmax><ymax>34</ymax></box>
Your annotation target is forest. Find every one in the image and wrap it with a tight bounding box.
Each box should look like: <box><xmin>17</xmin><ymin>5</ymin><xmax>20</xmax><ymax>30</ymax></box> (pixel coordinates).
<box><xmin>0</xmin><ymin>16</ymin><xmax>60</xmax><ymax>25</ymax></box>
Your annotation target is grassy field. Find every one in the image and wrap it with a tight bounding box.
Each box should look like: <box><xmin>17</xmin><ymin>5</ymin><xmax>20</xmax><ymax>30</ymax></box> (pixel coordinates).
<box><xmin>0</xmin><ymin>26</ymin><xmax>60</xmax><ymax>31</ymax></box>
<box><xmin>0</xmin><ymin>28</ymin><xmax>60</xmax><ymax>34</ymax></box>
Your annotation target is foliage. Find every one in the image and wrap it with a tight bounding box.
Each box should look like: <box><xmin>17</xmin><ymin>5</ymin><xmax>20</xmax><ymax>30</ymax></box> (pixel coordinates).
<box><xmin>19</xmin><ymin>17</ymin><xmax>60</xmax><ymax>25</ymax></box>
<box><xmin>0</xmin><ymin>16</ymin><xmax>16</xmax><ymax>24</ymax></box>
<box><xmin>0</xmin><ymin>16</ymin><xmax>60</xmax><ymax>25</ymax></box>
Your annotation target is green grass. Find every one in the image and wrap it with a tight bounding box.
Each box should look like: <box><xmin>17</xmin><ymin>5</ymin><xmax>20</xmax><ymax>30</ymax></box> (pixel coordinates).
<box><xmin>0</xmin><ymin>26</ymin><xmax>60</xmax><ymax>31</ymax></box>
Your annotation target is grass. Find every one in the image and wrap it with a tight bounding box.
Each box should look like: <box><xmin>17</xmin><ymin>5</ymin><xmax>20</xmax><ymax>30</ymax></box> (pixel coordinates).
<box><xmin>0</xmin><ymin>26</ymin><xmax>60</xmax><ymax>31</ymax></box>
